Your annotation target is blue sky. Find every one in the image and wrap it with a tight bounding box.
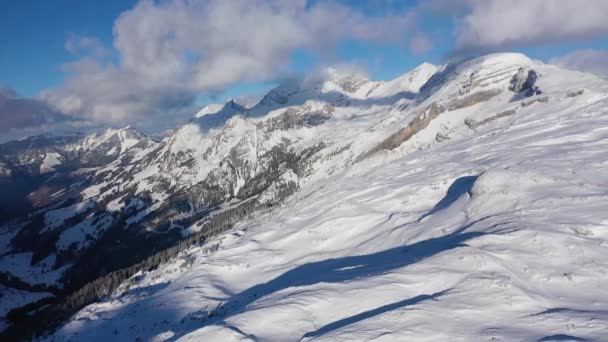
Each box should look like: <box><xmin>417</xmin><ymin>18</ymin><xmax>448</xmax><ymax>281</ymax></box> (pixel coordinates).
<box><xmin>1</xmin><ymin>0</ymin><xmax>429</xmax><ymax>98</ymax></box>
<box><xmin>3</xmin><ymin>0</ymin><xmax>602</xmax><ymax>98</ymax></box>
<box><xmin>1</xmin><ymin>0</ymin><xmax>607</xmax><ymax>137</ymax></box>
<box><xmin>1</xmin><ymin>1</ymin><xmax>137</xmax><ymax>97</ymax></box>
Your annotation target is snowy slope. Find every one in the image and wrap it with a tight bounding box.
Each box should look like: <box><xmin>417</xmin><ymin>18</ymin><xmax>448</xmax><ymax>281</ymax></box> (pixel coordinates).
<box><xmin>369</xmin><ymin>62</ymin><xmax>438</xmax><ymax>97</ymax></box>
<box><xmin>0</xmin><ymin>286</ymin><xmax>52</xmax><ymax>331</ymax></box>
<box><xmin>0</xmin><ymin>127</ymin><xmax>156</xmax><ymax>289</ymax></box>
<box><xmin>190</xmin><ymin>99</ymin><xmax>247</xmax><ymax>132</ymax></box>
<box><xmin>194</xmin><ymin>103</ymin><xmax>224</xmax><ymax>118</ymax></box>
<box><xmin>43</xmin><ymin>53</ymin><xmax>608</xmax><ymax>341</ymax></box>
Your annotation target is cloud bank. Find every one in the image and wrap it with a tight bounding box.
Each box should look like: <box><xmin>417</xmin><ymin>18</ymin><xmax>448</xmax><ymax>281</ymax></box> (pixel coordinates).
<box><xmin>549</xmin><ymin>49</ymin><xmax>608</xmax><ymax>78</ymax></box>
<box><xmin>41</xmin><ymin>0</ymin><xmax>416</xmax><ymax>132</ymax></box>
<box><xmin>449</xmin><ymin>0</ymin><xmax>608</xmax><ymax>56</ymax></box>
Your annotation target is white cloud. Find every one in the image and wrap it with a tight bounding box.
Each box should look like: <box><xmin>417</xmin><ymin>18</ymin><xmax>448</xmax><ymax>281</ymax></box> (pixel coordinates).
<box><xmin>452</xmin><ymin>0</ymin><xmax>608</xmax><ymax>54</ymax></box>
<box><xmin>409</xmin><ymin>32</ymin><xmax>433</xmax><ymax>55</ymax></box>
<box><xmin>549</xmin><ymin>49</ymin><xmax>608</xmax><ymax>78</ymax></box>
<box><xmin>42</xmin><ymin>0</ymin><xmax>416</xmax><ymax>132</ymax></box>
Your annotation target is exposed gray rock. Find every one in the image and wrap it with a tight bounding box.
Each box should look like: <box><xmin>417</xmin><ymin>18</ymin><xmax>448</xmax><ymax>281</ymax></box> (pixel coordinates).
<box><xmin>521</xmin><ymin>96</ymin><xmax>549</xmax><ymax>107</ymax></box>
<box><xmin>465</xmin><ymin>109</ymin><xmax>517</xmax><ymax>129</ymax></box>
<box><xmin>262</xmin><ymin>104</ymin><xmax>334</xmax><ymax>132</ymax></box>
<box><xmin>361</xmin><ymin>102</ymin><xmax>444</xmax><ymax>159</ymax></box>
<box><xmin>509</xmin><ymin>67</ymin><xmax>540</xmax><ymax>96</ymax></box>
<box><xmin>435</xmin><ymin>132</ymin><xmax>450</xmax><ymax>142</ymax></box>
<box><xmin>566</xmin><ymin>89</ymin><xmax>584</xmax><ymax>97</ymax></box>
<box><xmin>448</xmin><ymin>89</ymin><xmax>503</xmax><ymax>111</ymax></box>
<box><xmin>464</xmin><ymin>118</ymin><xmax>480</xmax><ymax>129</ymax></box>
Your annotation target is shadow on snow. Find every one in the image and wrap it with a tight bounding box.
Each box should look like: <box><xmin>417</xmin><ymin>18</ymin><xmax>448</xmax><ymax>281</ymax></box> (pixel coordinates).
<box><xmin>301</xmin><ymin>289</ymin><xmax>450</xmax><ymax>339</ymax></box>
<box><xmin>173</xmin><ymin>217</ymin><xmax>502</xmax><ymax>340</ymax></box>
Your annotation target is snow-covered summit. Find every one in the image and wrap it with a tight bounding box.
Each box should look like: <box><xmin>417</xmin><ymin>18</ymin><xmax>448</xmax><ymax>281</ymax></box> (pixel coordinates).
<box><xmin>193</xmin><ymin>99</ymin><xmax>246</xmax><ymax>119</ymax></box>
<box><xmin>192</xmin><ymin>99</ymin><xmax>246</xmax><ymax>128</ymax></box>
<box><xmin>193</xmin><ymin>103</ymin><xmax>224</xmax><ymax>118</ymax></box>
<box><xmin>370</xmin><ymin>62</ymin><xmax>439</xmax><ymax>98</ymax></box>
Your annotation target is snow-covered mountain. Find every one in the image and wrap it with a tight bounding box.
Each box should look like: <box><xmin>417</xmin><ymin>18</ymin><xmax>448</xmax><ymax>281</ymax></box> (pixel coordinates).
<box><xmin>191</xmin><ymin>99</ymin><xmax>247</xmax><ymax>130</ymax></box>
<box><xmin>0</xmin><ymin>127</ymin><xmax>155</xmax><ymax>223</ymax></box>
<box><xmin>2</xmin><ymin>53</ymin><xmax>608</xmax><ymax>341</ymax></box>
<box><xmin>193</xmin><ymin>103</ymin><xmax>224</xmax><ymax>119</ymax></box>
<box><xmin>368</xmin><ymin>62</ymin><xmax>439</xmax><ymax>98</ymax></box>
<box><xmin>0</xmin><ymin>127</ymin><xmax>153</xmax><ymax>177</ymax></box>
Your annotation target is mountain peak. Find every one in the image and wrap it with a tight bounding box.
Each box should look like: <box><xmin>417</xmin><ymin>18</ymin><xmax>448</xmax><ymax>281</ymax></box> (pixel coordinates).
<box><xmin>368</xmin><ymin>62</ymin><xmax>439</xmax><ymax>98</ymax></box>
<box><xmin>194</xmin><ymin>103</ymin><xmax>224</xmax><ymax>118</ymax></box>
<box><xmin>223</xmin><ymin>98</ymin><xmax>245</xmax><ymax>110</ymax></box>
<box><xmin>194</xmin><ymin>99</ymin><xmax>245</xmax><ymax>119</ymax></box>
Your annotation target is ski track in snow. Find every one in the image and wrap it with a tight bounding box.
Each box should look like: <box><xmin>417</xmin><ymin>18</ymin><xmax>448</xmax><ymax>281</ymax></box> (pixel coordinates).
<box><xmin>34</xmin><ymin>54</ymin><xmax>608</xmax><ymax>341</ymax></box>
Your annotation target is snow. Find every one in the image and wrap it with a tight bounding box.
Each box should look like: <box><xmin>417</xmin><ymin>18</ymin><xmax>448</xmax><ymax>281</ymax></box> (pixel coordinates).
<box><xmin>0</xmin><ymin>252</ymin><xmax>69</xmax><ymax>286</ymax></box>
<box><xmin>370</xmin><ymin>62</ymin><xmax>439</xmax><ymax>97</ymax></box>
<box><xmin>106</xmin><ymin>147</ymin><xmax>117</xmax><ymax>155</ymax></box>
<box><xmin>190</xmin><ymin>100</ymin><xmax>247</xmax><ymax>133</ymax></box>
<box><xmin>43</xmin><ymin>200</ymin><xmax>95</xmax><ymax>231</ymax></box>
<box><xmin>81</xmin><ymin>127</ymin><xmax>144</xmax><ymax>155</ymax></box>
<box><xmin>116</xmin><ymin>129</ymin><xmax>142</xmax><ymax>154</ymax></box>
<box><xmin>106</xmin><ymin>195</ymin><xmax>127</xmax><ymax>212</ymax></box>
<box><xmin>39</xmin><ymin>152</ymin><xmax>62</xmax><ymax>174</ymax></box>
<box><xmin>194</xmin><ymin>103</ymin><xmax>224</xmax><ymax>118</ymax></box>
<box><xmin>82</xmin><ymin>182</ymin><xmax>107</xmax><ymax>200</ymax></box>
<box><xmin>0</xmin><ymin>286</ymin><xmax>52</xmax><ymax>331</ymax></box>
<box><xmin>39</xmin><ymin>53</ymin><xmax>608</xmax><ymax>341</ymax></box>
<box><xmin>56</xmin><ymin>214</ymin><xmax>114</xmax><ymax>251</ymax></box>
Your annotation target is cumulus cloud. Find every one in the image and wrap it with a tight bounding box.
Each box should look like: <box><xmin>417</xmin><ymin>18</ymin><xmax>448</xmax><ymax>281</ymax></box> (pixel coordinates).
<box><xmin>42</xmin><ymin>0</ymin><xmax>416</xmax><ymax>132</ymax></box>
<box><xmin>549</xmin><ymin>49</ymin><xmax>608</xmax><ymax>78</ymax></box>
<box><xmin>450</xmin><ymin>0</ymin><xmax>608</xmax><ymax>55</ymax></box>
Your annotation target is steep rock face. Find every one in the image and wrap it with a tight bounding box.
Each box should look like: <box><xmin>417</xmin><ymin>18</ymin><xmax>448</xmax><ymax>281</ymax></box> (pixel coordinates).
<box><xmin>361</xmin><ymin>102</ymin><xmax>444</xmax><ymax>158</ymax></box>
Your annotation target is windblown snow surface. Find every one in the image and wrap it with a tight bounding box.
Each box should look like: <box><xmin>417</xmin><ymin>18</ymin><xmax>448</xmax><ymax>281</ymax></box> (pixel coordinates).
<box><xmin>45</xmin><ymin>54</ymin><xmax>608</xmax><ymax>341</ymax></box>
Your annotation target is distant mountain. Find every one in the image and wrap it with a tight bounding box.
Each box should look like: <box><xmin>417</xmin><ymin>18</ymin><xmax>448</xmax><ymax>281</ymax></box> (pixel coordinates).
<box><xmin>2</xmin><ymin>53</ymin><xmax>608</xmax><ymax>341</ymax></box>
<box><xmin>193</xmin><ymin>103</ymin><xmax>225</xmax><ymax>119</ymax></box>
<box><xmin>190</xmin><ymin>99</ymin><xmax>247</xmax><ymax>131</ymax></box>
<box><xmin>0</xmin><ymin>127</ymin><xmax>155</xmax><ymax>223</ymax></box>
<box><xmin>369</xmin><ymin>62</ymin><xmax>439</xmax><ymax>97</ymax></box>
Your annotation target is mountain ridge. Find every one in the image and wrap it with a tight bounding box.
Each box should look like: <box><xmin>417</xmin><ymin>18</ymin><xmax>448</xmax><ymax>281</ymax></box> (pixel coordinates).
<box><xmin>2</xmin><ymin>52</ymin><xmax>608</xmax><ymax>340</ymax></box>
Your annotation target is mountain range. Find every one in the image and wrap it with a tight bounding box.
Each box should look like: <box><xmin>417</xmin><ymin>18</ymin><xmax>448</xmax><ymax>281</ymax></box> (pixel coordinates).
<box><xmin>1</xmin><ymin>53</ymin><xmax>607</xmax><ymax>341</ymax></box>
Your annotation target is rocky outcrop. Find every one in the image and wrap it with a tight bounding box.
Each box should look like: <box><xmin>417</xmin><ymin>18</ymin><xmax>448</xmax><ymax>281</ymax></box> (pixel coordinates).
<box><xmin>361</xmin><ymin>102</ymin><xmax>444</xmax><ymax>159</ymax></box>
<box><xmin>509</xmin><ymin>67</ymin><xmax>541</xmax><ymax>96</ymax></box>
<box><xmin>566</xmin><ymin>89</ymin><xmax>584</xmax><ymax>97</ymax></box>
<box><xmin>521</xmin><ymin>96</ymin><xmax>549</xmax><ymax>107</ymax></box>
<box><xmin>465</xmin><ymin>108</ymin><xmax>518</xmax><ymax>129</ymax></box>
<box><xmin>262</xmin><ymin>104</ymin><xmax>334</xmax><ymax>132</ymax></box>
<box><xmin>448</xmin><ymin>89</ymin><xmax>503</xmax><ymax>111</ymax></box>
